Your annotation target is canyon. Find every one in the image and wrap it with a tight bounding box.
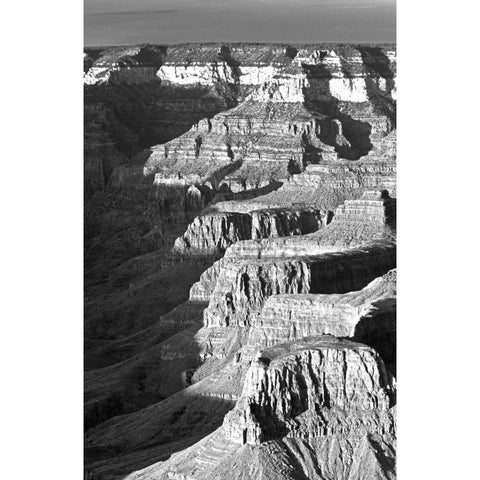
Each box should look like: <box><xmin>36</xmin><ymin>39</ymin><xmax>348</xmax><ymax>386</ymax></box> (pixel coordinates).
<box><xmin>84</xmin><ymin>42</ymin><xmax>396</xmax><ymax>480</ymax></box>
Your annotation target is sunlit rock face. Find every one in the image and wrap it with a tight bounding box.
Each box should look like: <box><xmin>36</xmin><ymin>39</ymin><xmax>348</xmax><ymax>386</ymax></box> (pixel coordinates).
<box><xmin>173</xmin><ymin>207</ymin><xmax>326</xmax><ymax>255</ymax></box>
<box><xmin>84</xmin><ymin>43</ymin><xmax>396</xmax><ymax>200</ymax></box>
<box><xmin>130</xmin><ymin>43</ymin><xmax>396</xmax><ymax>202</ymax></box>
<box><xmin>222</xmin><ymin>190</ymin><xmax>396</xmax><ymax>260</ymax></box>
<box><xmin>196</xmin><ymin>190</ymin><xmax>395</xmax><ymax>341</ymax></box>
<box><xmin>202</xmin><ymin>243</ymin><xmax>395</xmax><ymax>330</ymax></box>
<box><xmin>121</xmin><ymin>338</ymin><xmax>395</xmax><ymax>480</ymax></box>
<box><xmin>83</xmin><ymin>45</ymin><xmax>167</xmax><ymax>85</ymax></box>
<box><xmin>84</xmin><ymin>43</ymin><xmax>397</xmax><ymax>480</ymax></box>
<box><xmin>248</xmin><ymin>269</ymin><xmax>396</xmax><ymax>349</ymax></box>
<box><xmin>224</xmin><ymin>336</ymin><xmax>394</xmax><ymax>445</ymax></box>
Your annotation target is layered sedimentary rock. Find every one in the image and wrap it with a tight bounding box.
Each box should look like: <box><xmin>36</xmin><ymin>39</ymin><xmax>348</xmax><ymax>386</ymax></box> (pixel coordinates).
<box><xmin>248</xmin><ymin>269</ymin><xmax>396</xmax><ymax>358</ymax></box>
<box><xmin>203</xmin><ymin>243</ymin><xmax>395</xmax><ymax>330</ymax></box>
<box><xmin>208</xmin><ymin>132</ymin><xmax>396</xmax><ymax>219</ymax></box>
<box><xmin>84</xmin><ymin>83</ymin><xmax>232</xmax><ymax>196</ymax></box>
<box><xmin>84</xmin><ymin>45</ymin><xmax>167</xmax><ymax>85</ymax></box>
<box><xmin>85</xmin><ymin>43</ymin><xmax>396</xmax><ymax>197</ymax></box>
<box><xmin>201</xmin><ymin>191</ymin><xmax>395</xmax><ymax>330</ymax></box>
<box><xmin>173</xmin><ymin>207</ymin><xmax>326</xmax><ymax>255</ymax></box>
<box><xmin>84</xmin><ymin>190</ymin><xmax>396</xmax><ymax>434</ymax></box>
<box><xmin>258</xmin><ymin>153</ymin><xmax>396</xmax><ymax>211</ymax></box>
<box><xmin>85</xmin><ymin>189</ymin><xmax>397</xmax><ymax>479</ymax></box>
<box><xmin>123</xmin><ymin>337</ymin><xmax>395</xmax><ymax>480</ymax></box>
<box><xmin>138</xmin><ymin>43</ymin><xmax>396</xmax><ymax>207</ymax></box>
<box><xmin>155</xmin><ymin>44</ymin><xmax>291</xmax><ymax>87</ymax></box>
<box><xmin>142</xmin><ymin>101</ymin><xmax>317</xmax><ymax>190</ymax></box>
<box><xmin>224</xmin><ymin>337</ymin><xmax>394</xmax><ymax>444</ymax></box>
<box><xmin>85</xmin><ymin>270</ymin><xmax>397</xmax><ymax>479</ymax></box>
<box><xmin>222</xmin><ymin>189</ymin><xmax>395</xmax><ymax>259</ymax></box>
<box><xmin>84</xmin><ymin>43</ymin><xmax>397</xmax><ymax>480</ymax></box>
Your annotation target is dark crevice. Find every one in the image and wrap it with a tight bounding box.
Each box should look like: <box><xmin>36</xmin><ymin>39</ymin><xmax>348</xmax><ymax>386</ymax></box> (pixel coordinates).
<box><xmin>302</xmin><ymin>63</ymin><xmax>373</xmax><ymax>160</ymax></box>
<box><xmin>357</xmin><ymin>46</ymin><xmax>396</xmax><ymax>129</ymax></box>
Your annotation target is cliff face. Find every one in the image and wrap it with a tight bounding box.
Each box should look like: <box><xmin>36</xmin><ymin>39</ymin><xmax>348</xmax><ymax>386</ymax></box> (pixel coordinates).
<box><xmin>223</xmin><ymin>337</ymin><xmax>394</xmax><ymax>445</ymax></box>
<box><xmin>85</xmin><ymin>43</ymin><xmax>395</xmax><ymax>197</ymax></box>
<box><xmin>200</xmin><ymin>190</ymin><xmax>394</xmax><ymax>329</ymax></box>
<box><xmin>173</xmin><ymin>207</ymin><xmax>326</xmax><ymax>255</ymax></box>
<box><xmin>84</xmin><ymin>45</ymin><xmax>167</xmax><ymax>85</ymax></box>
<box><xmin>120</xmin><ymin>338</ymin><xmax>395</xmax><ymax>480</ymax></box>
<box><xmin>84</xmin><ymin>42</ymin><xmax>396</xmax><ymax>480</ymax></box>
<box><xmin>202</xmin><ymin>243</ymin><xmax>395</xmax><ymax>330</ymax></box>
<box><xmin>248</xmin><ymin>269</ymin><xmax>396</xmax><ymax>360</ymax></box>
<box><xmin>140</xmin><ymin>44</ymin><xmax>396</xmax><ymax>196</ymax></box>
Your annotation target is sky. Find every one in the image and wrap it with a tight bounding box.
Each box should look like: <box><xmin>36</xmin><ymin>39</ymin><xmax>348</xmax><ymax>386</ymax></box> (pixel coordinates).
<box><xmin>84</xmin><ymin>0</ymin><xmax>396</xmax><ymax>47</ymax></box>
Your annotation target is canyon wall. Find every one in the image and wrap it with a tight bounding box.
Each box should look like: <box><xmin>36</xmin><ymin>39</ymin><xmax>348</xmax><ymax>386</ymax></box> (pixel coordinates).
<box><xmin>84</xmin><ymin>42</ymin><xmax>397</xmax><ymax>480</ymax></box>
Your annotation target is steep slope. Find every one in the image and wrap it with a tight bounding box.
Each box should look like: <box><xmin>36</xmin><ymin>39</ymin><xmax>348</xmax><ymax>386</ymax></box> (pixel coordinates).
<box><xmin>141</xmin><ymin>44</ymin><xmax>396</xmax><ymax>198</ymax></box>
<box><xmin>123</xmin><ymin>337</ymin><xmax>396</xmax><ymax>480</ymax></box>
<box><xmin>174</xmin><ymin>207</ymin><xmax>327</xmax><ymax>255</ymax></box>
<box><xmin>84</xmin><ymin>190</ymin><xmax>397</xmax><ymax>478</ymax></box>
<box><xmin>247</xmin><ymin>269</ymin><xmax>396</xmax><ymax>372</ymax></box>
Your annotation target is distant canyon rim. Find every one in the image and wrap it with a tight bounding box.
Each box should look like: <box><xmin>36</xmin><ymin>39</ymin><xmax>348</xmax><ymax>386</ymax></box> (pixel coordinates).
<box><xmin>84</xmin><ymin>42</ymin><xmax>396</xmax><ymax>480</ymax></box>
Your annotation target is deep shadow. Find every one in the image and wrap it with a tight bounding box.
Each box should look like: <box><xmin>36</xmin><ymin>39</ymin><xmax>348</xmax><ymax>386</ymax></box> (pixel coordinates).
<box><xmin>121</xmin><ymin>44</ymin><xmax>167</xmax><ymax>68</ymax></box>
<box><xmin>353</xmin><ymin>298</ymin><xmax>397</xmax><ymax>377</ymax></box>
<box><xmin>309</xmin><ymin>244</ymin><xmax>397</xmax><ymax>294</ymax></box>
<box><xmin>382</xmin><ymin>192</ymin><xmax>397</xmax><ymax>231</ymax></box>
<box><xmin>285</xmin><ymin>45</ymin><xmax>299</xmax><ymax>60</ymax></box>
<box><xmin>368</xmin><ymin>435</ymin><xmax>397</xmax><ymax>472</ymax></box>
<box><xmin>84</xmin><ymin>82</ymin><xmax>232</xmax><ymax>157</ymax></box>
<box><xmin>84</xmin><ymin>294</ymin><xmax>214</xmax><ymax>429</ymax></box>
<box><xmin>84</xmin><ymin>392</ymin><xmax>127</xmax><ymax>431</ymax></box>
<box><xmin>205</xmin><ymin>180</ymin><xmax>283</xmax><ymax>207</ymax></box>
<box><xmin>357</xmin><ymin>45</ymin><xmax>396</xmax><ymax>128</ymax></box>
<box><xmin>302</xmin><ymin>63</ymin><xmax>373</xmax><ymax>160</ymax></box>
<box><xmin>84</xmin><ymin>390</ymin><xmax>236</xmax><ymax>480</ymax></box>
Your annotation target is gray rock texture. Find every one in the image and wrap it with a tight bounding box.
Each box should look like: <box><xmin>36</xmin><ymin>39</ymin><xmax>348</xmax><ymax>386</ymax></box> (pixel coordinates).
<box><xmin>84</xmin><ymin>43</ymin><xmax>397</xmax><ymax>480</ymax></box>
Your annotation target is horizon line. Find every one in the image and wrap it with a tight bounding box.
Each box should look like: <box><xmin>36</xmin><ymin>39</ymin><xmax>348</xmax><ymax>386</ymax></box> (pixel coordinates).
<box><xmin>84</xmin><ymin>40</ymin><xmax>397</xmax><ymax>49</ymax></box>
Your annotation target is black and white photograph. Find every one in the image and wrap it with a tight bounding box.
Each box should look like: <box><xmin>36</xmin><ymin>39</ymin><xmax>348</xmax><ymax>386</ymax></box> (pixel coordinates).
<box><xmin>83</xmin><ymin>2</ymin><xmax>397</xmax><ymax>479</ymax></box>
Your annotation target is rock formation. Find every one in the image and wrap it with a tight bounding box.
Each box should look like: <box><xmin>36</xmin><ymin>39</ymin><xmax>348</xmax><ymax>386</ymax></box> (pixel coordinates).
<box><xmin>121</xmin><ymin>338</ymin><xmax>395</xmax><ymax>480</ymax></box>
<box><xmin>247</xmin><ymin>269</ymin><xmax>396</xmax><ymax>370</ymax></box>
<box><xmin>84</xmin><ymin>42</ymin><xmax>397</xmax><ymax>480</ymax></box>
<box><xmin>173</xmin><ymin>207</ymin><xmax>326</xmax><ymax>255</ymax></box>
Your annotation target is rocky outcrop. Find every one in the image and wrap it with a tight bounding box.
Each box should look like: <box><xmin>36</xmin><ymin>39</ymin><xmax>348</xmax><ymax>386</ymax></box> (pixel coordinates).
<box><xmin>141</xmin><ymin>101</ymin><xmax>319</xmax><ymax>190</ymax></box>
<box><xmin>260</xmin><ymin>156</ymin><xmax>396</xmax><ymax>211</ymax></box>
<box><xmin>84</xmin><ymin>187</ymin><xmax>397</xmax><ymax>478</ymax></box>
<box><xmin>83</xmin><ymin>45</ymin><xmax>167</xmax><ymax>85</ymax></box>
<box><xmin>223</xmin><ymin>336</ymin><xmax>395</xmax><ymax>445</ymax></box>
<box><xmin>84</xmin><ymin>82</ymin><xmax>235</xmax><ymax>196</ymax></box>
<box><xmin>173</xmin><ymin>207</ymin><xmax>326</xmax><ymax>255</ymax></box>
<box><xmin>203</xmin><ymin>243</ymin><xmax>395</xmax><ymax>330</ymax></box>
<box><xmin>135</xmin><ymin>43</ymin><xmax>396</xmax><ymax>211</ymax></box>
<box><xmin>223</xmin><ymin>189</ymin><xmax>395</xmax><ymax>259</ymax></box>
<box><xmin>189</xmin><ymin>257</ymin><xmax>226</xmax><ymax>302</ymax></box>
<box><xmin>155</xmin><ymin>44</ymin><xmax>291</xmax><ymax>87</ymax></box>
<box><xmin>122</xmin><ymin>337</ymin><xmax>395</xmax><ymax>480</ymax></box>
<box><xmin>211</xmin><ymin>157</ymin><xmax>396</xmax><ymax>223</ymax></box>
<box><xmin>185</xmin><ymin>191</ymin><xmax>395</xmax><ymax>358</ymax></box>
<box><xmin>248</xmin><ymin>269</ymin><xmax>396</xmax><ymax>351</ymax></box>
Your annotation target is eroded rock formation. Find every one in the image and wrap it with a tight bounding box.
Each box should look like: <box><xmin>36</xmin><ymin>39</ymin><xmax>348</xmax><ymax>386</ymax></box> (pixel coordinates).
<box><xmin>248</xmin><ymin>269</ymin><xmax>396</xmax><ymax>358</ymax></box>
<box><xmin>173</xmin><ymin>207</ymin><xmax>326</xmax><ymax>255</ymax></box>
<box><xmin>84</xmin><ymin>42</ymin><xmax>397</xmax><ymax>480</ymax></box>
<box><xmin>121</xmin><ymin>338</ymin><xmax>395</xmax><ymax>480</ymax></box>
<box><xmin>224</xmin><ymin>337</ymin><xmax>395</xmax><ymax>444</ymax></box>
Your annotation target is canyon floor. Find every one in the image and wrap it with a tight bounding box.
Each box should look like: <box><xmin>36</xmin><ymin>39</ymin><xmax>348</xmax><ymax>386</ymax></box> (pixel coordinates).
<box><xmin>84</xmin><ymin>43</ymin><xmax>397</xmax><ymax>480</ymax></box>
